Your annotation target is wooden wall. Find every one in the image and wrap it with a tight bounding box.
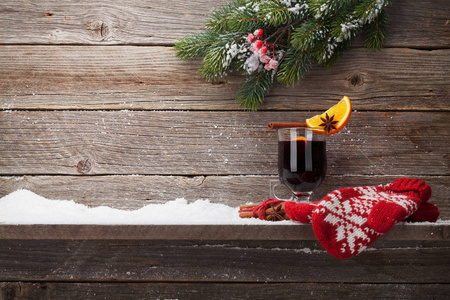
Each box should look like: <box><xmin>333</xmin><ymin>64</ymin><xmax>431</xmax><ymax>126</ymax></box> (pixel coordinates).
<box><xmin>0</xmin><ymin>0</ymin><xmax>449</xmax><ymax>213</ymax></box>
<box><xmin>0</xmin><ymin>0</ymin><xmax>449</xmax><ymax>299</ymax></box>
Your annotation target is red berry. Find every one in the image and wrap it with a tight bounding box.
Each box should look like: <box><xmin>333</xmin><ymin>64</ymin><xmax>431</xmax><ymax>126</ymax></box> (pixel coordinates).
<box><xmin>264</xmin><ymin>59</ymin><xmax>278</xmax><ymax>71</ymax></box>
<box><xmin>269</xmin><ymin>59</ymin><xmax>278</xmax><ymax>67</ymax></box>
<box><xmin>254</xmin><ymin>29</ymin><xmax>263</xmax><ymax>37</ymax></box>
<box><xmin>260</xmin><ymin>54</ymin><xmax>270</xmax><ymax>63</ymax></box>
<box><xmin>247</xmin><ymin>33</ymin><xmax>255</xmax><ymax>42</ymax></box>
<box><xmin>260</xmin><ymin>46</ymin><xmax>267</xmax><ymax>54</ymax></box>
<box><xmin>254</xmin><ymin>40</ymin><xmax>263</xmax><ymax>48</ymax></box>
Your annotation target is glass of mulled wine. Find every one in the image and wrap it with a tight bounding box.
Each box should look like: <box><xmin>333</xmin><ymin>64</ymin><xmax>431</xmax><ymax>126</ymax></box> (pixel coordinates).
<box><xmin>270</xmin><ymin>127</ymin><xmax>326</xmax><ymax>202</ymax></box>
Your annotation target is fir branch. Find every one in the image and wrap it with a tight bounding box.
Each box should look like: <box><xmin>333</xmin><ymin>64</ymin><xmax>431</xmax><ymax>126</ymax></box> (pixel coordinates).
<box><xmin>364</xmin><ymin>9</ymin><xmax>388</xmax><ymax>50</ymax></box>
<box><xmin>310</xmin><ymin>0</ymin><xmax>359</xmax><ymax>18</ymax></box>
<box><xmin>265</xmin><ymin>14</ymin><xmax>310</xmax><ymax>46</ymax></box>
<box><xmin>258</xmin><ymin>1</ymin><xmax>307</xmax><ymax>28</ymax></box>
<box><xmin>318</xmin><ymin>37</ymin><xmax>353</xmax><ymax>68</ymax></box>
<box><xmin>313</xmin><ymin>0</ymin><xmax>384</xmax><ymax>65</ymax></box>
<box><xmin>354</xmin><ymin>0</ymin><xmax>392</xmax><ymax>23</ymax></box>
<box><xmin>230</xmin><ymin>13</ymin><xmax>265</xmax><ymax>33</ymax></box>
<box><xmin>174</xmin><ymin>31</ymin><xmax>220</xmax><ymax>60</ymax></box>
<box><xmin>276</xmin><ymin>48</ymin><xmax>312</xmax><ymax>86</ymax></box>
<box><xmin>197</xmin><ymin>32</ymin><xmax>246</xmax><ymax>82</ymax></box>
<box><xmin>174</xmin><ymin>0</ymin><xmax>394</xmax><ymax>110</ymax></box>
<box><xmin>205</xmin><ymin>0</ymin><xmax>246</xmax><ymax>33</ymax></box>
<box><xmin>314</xmin><ymin>9</ymin><xmax>361</xmax><ymax>66</ymax></box>
<box><xmin>206</xmin><ymin>0</ymin><xmax>265</xmax><ymax>33</ymax></box>
<box><xmin>328</xmin><ymin>3</ymin><xmax>360</xmax><ymax>38</ymax></box>
<box><xmin>236</xmin><ymin>70</ymin><xmax>274</xmax><ymax>111</ymax></box>
<box><xmin>198</xmin><ymin>47</ymin><xmax>228</xmax><ymax>82</ymax></box>
<box><xmin>291</xmin><ymin>18</ymin><xmax>330</xmax><ymax>51</ymax></box>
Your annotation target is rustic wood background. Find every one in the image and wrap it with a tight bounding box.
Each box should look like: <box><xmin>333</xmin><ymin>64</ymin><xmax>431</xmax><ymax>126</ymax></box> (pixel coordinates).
<box><xmin>0</xmin><ymin>0</ymin><xmax>449</xmax><ymax>299</ymax></box>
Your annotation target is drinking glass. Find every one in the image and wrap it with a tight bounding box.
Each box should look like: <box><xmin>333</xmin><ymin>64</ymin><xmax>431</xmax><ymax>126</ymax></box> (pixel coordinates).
<box><xmin>270</xmin><ymin>127</ymin><xmax>327</xmax><ymax>202</ymax></box>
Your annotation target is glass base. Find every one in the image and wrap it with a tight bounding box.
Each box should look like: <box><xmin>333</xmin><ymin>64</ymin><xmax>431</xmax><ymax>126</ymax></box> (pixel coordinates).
<box><xmin>269</xmin><ymin>179</ymin><xmax>314</xmax><ymax>202</ymax></box>
<box><xmin>292</xmin><ymin>192</ymin><xmax>313</xmax><ymax>202</ymax></box>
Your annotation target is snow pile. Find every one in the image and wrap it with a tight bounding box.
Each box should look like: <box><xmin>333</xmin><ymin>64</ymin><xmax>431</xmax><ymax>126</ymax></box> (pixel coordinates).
<box><xmin>0</xmin><ymin>189</ymin><xmax>274</xmax><ymax>225</ymax></box>
<box><xmin>1</xmin><ymin>190</ymin><xmax>448</xmax><ymax>226</ymax></box>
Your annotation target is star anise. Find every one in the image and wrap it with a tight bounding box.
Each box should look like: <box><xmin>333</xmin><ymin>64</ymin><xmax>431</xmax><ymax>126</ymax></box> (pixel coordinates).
<box><xmin>265</xmin><ymin>203</ymin><xmax>287</xmax><ymax>221</ymax></box>
<box><xmin>319</xmin><ymin>113</ymin><xmax>339</xmax><ymax>134</ymax></box>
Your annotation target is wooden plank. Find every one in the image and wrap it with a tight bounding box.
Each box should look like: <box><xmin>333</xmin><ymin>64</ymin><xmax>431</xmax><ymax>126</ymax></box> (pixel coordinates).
<box><xmin>0</xmin><ymin>224</ymin><xmax>447</xmax><ymax>241</ymax></box>
<box><xmin>0</xmin><ymin>238</ymin><xmax>448</xmax><ymax>282</ymax></box>
<box><xmin>0</xmin><ymin>0</ymin><xmax>210</xmax><ymax>46</ymax></box>
<box><xmin>1</xmin><ymin>175</ymin><xmax>448</xmax><ymax>218</ymax></box>
<box><xmin>1</xmin><ymin>46</ymin><xmax>448</xmax><ymax>110</ymax></box>
<box><xmin>0</xmin><ymin>0</ymin><xmax>448</xmax><ymax>48</ymax></box>
<box><xmin>1</xmin><ymin>282</ymin><xmax>449</xmax><ymax>300</ymax></box>
<box><xmin>0</xmin><ymin>111</ymin><xmax>448</xmax><ymax>176</ymax></box>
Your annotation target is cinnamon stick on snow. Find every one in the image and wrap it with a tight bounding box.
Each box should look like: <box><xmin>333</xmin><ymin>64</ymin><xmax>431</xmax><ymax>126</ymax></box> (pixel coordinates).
<box><xmin>267</xmin><ymin>122</ymin><xmax>307</xmax><ymax>129</ymax></box>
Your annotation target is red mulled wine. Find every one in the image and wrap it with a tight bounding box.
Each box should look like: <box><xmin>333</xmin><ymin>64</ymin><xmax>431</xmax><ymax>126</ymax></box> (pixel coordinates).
<box><xmin>278</xmin><ymin>139</ymin><xmax>327</xmax><ymax>194</ymax></box>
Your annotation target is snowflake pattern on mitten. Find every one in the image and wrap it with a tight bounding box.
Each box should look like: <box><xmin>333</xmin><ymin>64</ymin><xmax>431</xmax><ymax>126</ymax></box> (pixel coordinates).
<box><xmin>311</xmin><ymin>179</ymin><xmax>431</xmax><ymax>259</ymax></box>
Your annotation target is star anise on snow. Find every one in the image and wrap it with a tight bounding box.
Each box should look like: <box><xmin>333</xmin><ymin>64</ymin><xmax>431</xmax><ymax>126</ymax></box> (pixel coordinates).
<box><xmin>319</xmin><ymin>113</ymin><xmax>339</xmax><ymax>134</ymax></box>
<box><xmin>265</xmin><ymin>203</ymin><xmax>287</xmax><ymax>221</ymax></box>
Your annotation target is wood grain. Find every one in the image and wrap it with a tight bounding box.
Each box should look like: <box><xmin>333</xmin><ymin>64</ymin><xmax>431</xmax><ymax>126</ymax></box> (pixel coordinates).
<box><xmin>0</xmin><ymin>238</ymin><xmax>448</xmax><ymax>282</ymax></box>
<box><xmin>0</xmin><ymin>224</ymin><xmax>447</xmax><ymax>241</ymax></box>
<box><xmin>0</xmin><ymin>0</ymin><xmax>210</xmax><ymax>45</ymax></box>
<box><xmin>0</xmin><ymin>0</ymin><xmax>449</xmax><ymax>294</ymax></box>
<box><xmin>1</xmin><ymin>111</ymin><xmax>448</xmax><ymax>176</ymax></box>
<box><xmin>0</xmin><ymin>0</ymin><xmax>448</xmax><ymax>48</ymax></box>
<box><xmin>0</xmin><ymin>175</ymin><xmax>448</xmax><ymax>218</ymax></box>
<box><xmin>1</xmin><ymin>46</ymin><xmax>448</xmax><ymax>110</ymax></box>
<box><xmin>1</xmin><ymin>282</ymin><xmax>449</xmax><ymax>300</ymax></box>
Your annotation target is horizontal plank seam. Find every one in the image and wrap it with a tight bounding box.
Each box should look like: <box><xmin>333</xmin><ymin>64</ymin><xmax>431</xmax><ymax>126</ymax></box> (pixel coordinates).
<box><xmin>0</xmin><ymin>43</ymin><xmax>173</xmax><ymax>47</ymax></box>
<box><xmin>0</xmin><ymin>280</ymin><xmax>448</xmax><ymax>285</ymax></box>
<box><xmin>1</xmin><ymin>237</ymin><xmax>446</xmax><ymax>242</ymax></box>
<box><xmin>1</xmin><ymin>174</ymin><xmax>448</xmax><ymax>178</ymax></box>
<box><xmin>2</xmin><ymin>108</ymin><xmax>450</xmax><ymax>113</ymax></box>
<box><xmin>0</xmin><ymin>43</ymin><xmax>449</xmax><ymax>50</ymax></box>
<box><xmin>0</xmin><ymin>173</ymin><xmax>449</xmax><ymax>177</ymax></box>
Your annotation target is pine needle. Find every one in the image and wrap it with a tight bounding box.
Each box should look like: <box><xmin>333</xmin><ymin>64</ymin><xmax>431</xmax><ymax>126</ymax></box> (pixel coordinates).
<box><xmin>236</xmin><ymin>71</ymin><xmax>274</xmax><ymax>111</ymax></box>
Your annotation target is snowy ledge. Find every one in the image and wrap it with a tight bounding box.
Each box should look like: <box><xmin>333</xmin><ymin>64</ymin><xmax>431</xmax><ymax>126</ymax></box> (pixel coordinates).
<box><xmin>0</xmin><ymin>190</ymin><xmax>448</xmax><ymax>241</ymax></box>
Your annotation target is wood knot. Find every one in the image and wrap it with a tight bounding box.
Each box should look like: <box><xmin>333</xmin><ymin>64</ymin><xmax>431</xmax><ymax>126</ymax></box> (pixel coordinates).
<box><xmin>179</xmin><ymin>176</ymin><xmax>205</xmax><ymax>187</ymax></box>
<box><xmin>77</xmin><ymin>159</ymin><xmax>92</xmax><ymax>174</ymax></box>
<box><xmin>100</xmin><ymin>22</ymin><xmax>110</xmax><ymax>38</ymax></box>
<box><xmin>86</xmin><ymin>21</ymin><xmax>110</xmax><ymax>40</ymax></box>
<box><xmin>347</xmin><ymin>74</ymin><xmax>364</xmax><ymax>87</ymax></box>
<box><xmin>45</xmin><ymin>12</ymin><xmax>54</xmax><ymax>17</ymax></box>
<box><xmin>211</xmin><ymin>80</ymin><xmax>227</xmax><ymax>85</ymax></box>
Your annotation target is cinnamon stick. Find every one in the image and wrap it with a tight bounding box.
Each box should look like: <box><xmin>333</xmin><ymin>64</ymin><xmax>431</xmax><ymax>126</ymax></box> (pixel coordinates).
<box><xmin>267</xmin><ymin>122</ymin><xmax>307</xmax><ymax>129</ymax></box>
<box><xmin>239</xmin><ymin>203</ymin><xmax>260</xmax><ymax>210</ymax></box>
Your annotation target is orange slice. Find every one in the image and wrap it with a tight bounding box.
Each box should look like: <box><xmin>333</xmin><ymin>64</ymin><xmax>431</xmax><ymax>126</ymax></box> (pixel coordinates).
<box><xmin>305</xmin><ymin>96</ymin><xmax>352</xmax><ymax>135</ymax></box>
<box><xmin>295</xmin><ymin>136</ymin><xmax>306</xmax><ymax>141</ymax></box>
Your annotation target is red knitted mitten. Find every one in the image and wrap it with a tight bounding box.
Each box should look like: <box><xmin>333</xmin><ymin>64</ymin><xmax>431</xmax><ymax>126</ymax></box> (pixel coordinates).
<box><xmin>405</xmin><ymin>202</ymin><xmax>439</xmax><ymax>223</ymax></box>
<box><xmin>240</xmin><ymin>180</ymin><xmax>438</xmax><ymax>225</ymax></box>
<box><xmin>284</xmin><ymin>195</ymin><xmax>438</xmax><ymax>224</ymax></box>
<box><xmin>284</xmin><ymin>201</ymin><xmax>319</xmax><ymax>223</ymax></box>
<box><xmin>311</xmin><ymin>178</ymin><xmax>438</xmax><ymax>259</ymax></box>
<box><xmin>367</xmin><ymin>178</ymin><xmax>432</xmax><ymax>232</ymax></box>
